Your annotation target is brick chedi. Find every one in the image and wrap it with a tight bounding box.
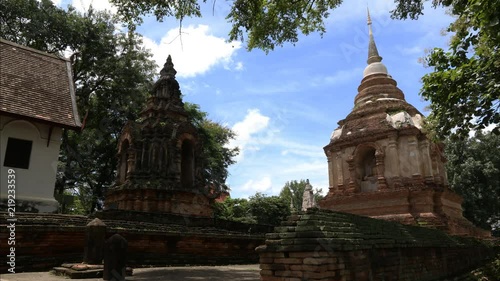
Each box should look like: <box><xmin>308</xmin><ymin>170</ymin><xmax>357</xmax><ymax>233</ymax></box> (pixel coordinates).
<box><xmin>319</xmin><ymin>10</ymin><xmax>488</xmax><ymax>237</ymax></box>
<box><xmin>105</xmin><ymin>56</ymin><xmax>212</xmax><ymax>217</ymax></box>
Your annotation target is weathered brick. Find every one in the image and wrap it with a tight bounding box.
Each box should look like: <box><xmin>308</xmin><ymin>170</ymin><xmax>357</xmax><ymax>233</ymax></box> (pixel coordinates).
<box><xmin>260</xmin><ymin>257</ymin><xmax>274</xmax><ymax>263</ymax></box>
<box><xmin>303</xmin><ymin>257</ymin><xmax>337</xmax><ymax>265</ymax></box>
<box><xmin>274</xmin><ymin>258</ymin><xmax>302</xmax><ymax>265</ymax></box>
<box><xmin>327</xmin><ymin>263</ymin><xmax>345</xmax><ymax>270</ymax></box>
<box><xmin>260</xmin><ymin>269</ymin><xmax>274</xmax><ymax>276</ymax></box>
<box><xmin>260</xmin><ymin>263</ymin><xmax>286</xmax><ymax>271</ymax></box>
<box><xmin>289</xmin><ymin>252</ymin><xmax>315</xmax><ymax>258</ymax></box>
<box><xmin>275</xmin><ymin>270</ymin><xmax>303</xmax><ymax>278</ymax></box>
<box><xmin>303</xmin><ymin>270</ymin><xmax>337</xmax><ymax>279</ymax></box>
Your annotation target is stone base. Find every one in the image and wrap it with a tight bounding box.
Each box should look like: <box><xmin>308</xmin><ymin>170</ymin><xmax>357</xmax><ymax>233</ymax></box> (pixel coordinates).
<box><xmin>258</xmin><ymin>208</ymin><xmax>495</xmax><ymax>281</ymax></box>
<box><xmin>105</xmin><ymin>189</ymin><xmax>213</xmax><ymax>217</ymax></box>
<box><xmin>52</xmin><ymin>263</ymin><xmax>132</xmax><ymax>279</ymax></box>
<box><xmin>319</xmin><ymin>188</ymin><xmax>490</xmax><ymax>237</ymax></box>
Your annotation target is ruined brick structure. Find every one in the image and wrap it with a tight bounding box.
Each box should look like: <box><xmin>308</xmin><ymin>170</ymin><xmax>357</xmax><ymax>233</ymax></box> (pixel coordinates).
<box><xmin>319</xmin><ymin>11</ymin><xmax>488</xmax><ymax>237</ymax></box>
<box><xmin>105</xmin><ymin>56</ymin><xmax>212</xmax><ymax>217</ymax></box>
<box><xmin>257</xmin><ymin>208</ymin><xmax>495</xmax><ymax>281</ymax></box>
<box><xmin>0</xmin><ymin>212</ymin><xmax>269</xmax><ymax>272</ymax></box>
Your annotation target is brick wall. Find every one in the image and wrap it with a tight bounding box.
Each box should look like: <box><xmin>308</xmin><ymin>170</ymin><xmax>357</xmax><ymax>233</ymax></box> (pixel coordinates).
<box><xmin>258</xmin><ymin>208</ymin><xmax>497</xmax><ymax>281</ymax></box>
<box><xmin>0</xmin><ymin>212</ymin><xmax>266</xmax><ymax>273</ymax></box>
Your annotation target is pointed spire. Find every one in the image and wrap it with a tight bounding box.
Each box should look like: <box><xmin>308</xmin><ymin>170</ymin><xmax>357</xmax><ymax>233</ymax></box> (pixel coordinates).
<box><xmin>302</xmin><ymin>179</ymin><xmax>317</xmax><ymax>211</ymax></box>
<box><xmin>367</xmin><ymin>8</ymin><xmax>382</xmax><ymax>64</ymax></box>
<box><xmin>305</xmin><ymin>179</ymin><xmax>312</xmax><ymax>191</ymax></box>
<box><xmin>160</xmin><ymin>55</ymin><xmax>177</xmax><ymax>78</ymax></box>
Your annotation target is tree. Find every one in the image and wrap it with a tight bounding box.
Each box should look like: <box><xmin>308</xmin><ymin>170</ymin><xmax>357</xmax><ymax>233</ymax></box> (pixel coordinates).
<box><xmin>108</xmin><ymin>0</ymin><xmax>498</xmax><ymax>138</ymax></box>
<box><xmin>1</xmin><ymin>0</ymin><xmax>239</xmax><ymax>214</ymax></box>
<box><xmin>58</xmin><ymin>13</ymin><xmax>155</xmax><ymax>214</ymax></box>
<box><xmin>0</xmin><ymin>0</ymin><xmax>79</xmax><ymax>53</ymax></box>
<box><xmin>280</xmin><ymin>179</ymin><xmax>323</xmax><ymax>212</ymax></box>
<box><xmin>248</xmin><ymin>192</ymin><xmax>290</xmax><ymax>226</ymax></box>
<box><xmin>1</xmin><ymin>0</ymin><xmax>157</xmax><ymax>214</ymax></box>
<box><xmin>109</xmin><ymin>0</ymin><xmax>344</xmax><ymax>52</ymax></box>
<box><xmin>213</xmin><ymin>197</ymin><xmax>255</xmax><ymax>224</ymax></box>
<box><xmin>215</xmin><ymin>192</ymin><xmax>291</xmax><ymax>226</ymax></box>
<box><xmin>184</xmin><ymin>103</ymin><xmax>239</xmax><ymax>196</ymax></box>
<box><xmin>445</xmin><ymin>131</ymin><xmax>500</xmax><ymax>234</ymax></box>
<box><xmin>391</xmin><ymin>0</ymin><xmax>499</xmax><ymax>139</ymax></box>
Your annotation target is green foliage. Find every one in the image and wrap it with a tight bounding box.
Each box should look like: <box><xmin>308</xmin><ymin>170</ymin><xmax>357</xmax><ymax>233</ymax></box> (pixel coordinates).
<box><xmin>1</xmin><ymin>0</ymin><xmax>156</xmax><ymax>214</ymax></box>
<box><xmin>226</xmin><ymin>0</ymin><xmax>343</xmax><ymax>52</ymax></box>
<box><xmin>55</xmin><ymin>190</ymin><xmax>87</xmax><ymax>215</ymax></box>
<box><xmin>445</xmin><ymin>131</ymin><xmax>500</xmax><ymax>233</ymax></box>
<box><xmin>108</xmin><ymin>0</ymin><xmax>498</xmax><ymax>137</ymax></box>
<box><xmin>214</xmin><ymin>192</ymin><xmax>291</xmax><ymax>226</ymax></box>
<box><xmin>58</xmin><ymin>12</ymin><xmax>155</xmax><ymax>214</ymax></box>
<box><xmin>389</xmin><ymin>0</ymin><xmax>441</xmax><ymax>20</ymax></box>
<box><xmin>184</xmin><ymin>103</ymin><xmax>239</xmax><ymax>194</ymax></box>
<box><xmin>109</xmin><ymin>0</ymin><xmax>343</xmax><ymax>52</ymax></box>
<box><xmin>248</xmin><ymin>192</ymin><xmax>290</xmax><ymax>226</ymax></box>
<box><xmin>280</xmin><ymin>179</ymin><xmax>323</xmax><ymax>212</ymax></box>
<box><xmin>0</xmin><ymin>0</ymin><xmax>80</xmax><ymax>53</ymax></box>
<box><xmin>1</xmin><ymin>1</ymin><xmax>238</xmax><ymax>214</ymax></box>
<box><xmin>213</xmin><ymin>197</ymin><xmax>256</xmax><ymax>224</ymax></box>
<box><xmin>392</xmin><ymin>0</ymin><xmax>499</xmax><ymax>139</ymax></box>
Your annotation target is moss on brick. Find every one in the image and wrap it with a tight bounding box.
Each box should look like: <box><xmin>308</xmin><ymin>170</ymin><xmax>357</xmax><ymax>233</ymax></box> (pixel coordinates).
<box><xmin>259</xmin><ymin>208</ymin><xmax>491</xmax><ymax>253</ymax></box>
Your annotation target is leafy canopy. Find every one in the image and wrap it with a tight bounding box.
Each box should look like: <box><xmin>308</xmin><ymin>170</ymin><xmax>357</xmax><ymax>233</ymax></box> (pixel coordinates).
<box><xmin>280</xmin><ymin>179</ymin><xmax>323</xmax><ymax>212</ymax></box>
<box><xmin>391</xmin><ymin>0</ymin><xmax>499</xmax><ymax>139</ymax></box>
<box><xmin>1</xmin><ymin>0</ymin><xmax>157</xmax><ymax>213</ymax></box>
<box><xmin>109</xmin><ymin>0</ymin><xmax>343</xmax><ymax>52</ymax></box>
<box><xmin>0</xmin><ymin>0</ymin><xmax>238</xmax><ymax>214</ymax></box>
<box><xmin>184</xmin><ymin>102</ymin><xmax>240</xmax><ymax>195</ymax></box>
<box><xmin>214</xmin><ymin>192</ymin><xmax>290</xmax><ymax>226</ymax></box>
<box><xmin>109</xmin><ymin>0</ymin><xmax>499</xmax><ymax>138</ymax></box>
<box><xmin>248</xmin><ymin>192</ymin><xmax>290</xmax><ymax>225</ymax></box>
<box><xmin>445</xmin><ymin>131</ymin><xmax>500</xmax><ymax>234</ymax></box>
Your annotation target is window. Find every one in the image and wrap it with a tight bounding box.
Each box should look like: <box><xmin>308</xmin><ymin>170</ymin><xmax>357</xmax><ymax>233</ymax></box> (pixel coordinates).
<box><xmin>3</xmin><ymin>138</ymin><xmax>33</xmax><ymax>169</ymax></box>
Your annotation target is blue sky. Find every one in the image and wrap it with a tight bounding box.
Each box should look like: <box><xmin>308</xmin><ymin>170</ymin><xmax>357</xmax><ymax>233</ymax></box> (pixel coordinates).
<box><xmin>55</xmin><ymin>0</ymin><xmax>454</xmax><ymax>198</ymax></box>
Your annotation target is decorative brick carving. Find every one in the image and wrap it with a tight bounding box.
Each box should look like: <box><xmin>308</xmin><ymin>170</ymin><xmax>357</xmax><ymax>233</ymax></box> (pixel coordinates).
<box><xmin>319</xmin><ymin>14</ymin><xmax>487</xmax><ymax>237</ymax></box>
<box><xmin>105</xmin><ymin>56</ymin><xmax>213</xmax><ymax>217</ymax></box>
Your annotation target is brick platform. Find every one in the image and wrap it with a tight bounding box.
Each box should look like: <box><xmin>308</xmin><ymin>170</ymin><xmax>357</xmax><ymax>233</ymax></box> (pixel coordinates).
<box><xmin>257</xmin><ymin>208</ymin><xmax>497</xmax><ymax>281</ymax></box>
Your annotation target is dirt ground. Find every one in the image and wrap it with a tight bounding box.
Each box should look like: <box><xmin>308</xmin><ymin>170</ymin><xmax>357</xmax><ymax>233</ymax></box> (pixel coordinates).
<box><xmin>0</xmin><ymin>264</ymin><xmax>261</xmax><ymax>281</ymax></box>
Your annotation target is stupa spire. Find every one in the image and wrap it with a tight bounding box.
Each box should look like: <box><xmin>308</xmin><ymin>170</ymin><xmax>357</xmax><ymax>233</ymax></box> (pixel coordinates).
<box><xmin>362</xmin><ymin>8</ymin><xmax>388</xmax><ymax>78</ymax></box>
<box><xmin>367</xmin><ymin>8</ymin><xmax>382</xmax><ymax>64</ymax></box>
<box><xmin>160</xmin><ymin>55</ymin><xmax>177</xmax><ymax>78</ymax></box>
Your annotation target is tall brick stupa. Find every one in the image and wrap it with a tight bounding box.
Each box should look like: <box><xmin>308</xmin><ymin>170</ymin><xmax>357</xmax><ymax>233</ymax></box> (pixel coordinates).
<box><xmin>319</xmin><ymin>10</ymin><xmax>488</xmax><ymax>237</ymax></box>
<box><xmin>105</xmin><ymin>56</ymin><xmax>213</xmax><ymax>217</ymax></box>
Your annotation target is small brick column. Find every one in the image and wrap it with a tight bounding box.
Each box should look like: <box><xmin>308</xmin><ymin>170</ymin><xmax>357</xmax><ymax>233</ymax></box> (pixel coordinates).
<box><xmin>83</xmin><ymin>218</ymin><xmax>106</xmax><ymax>264</ymax></box>
<box><xmin>103</xmin><ymin>234</ymin><xmax>128</xmax><ymax>281</ymax></box>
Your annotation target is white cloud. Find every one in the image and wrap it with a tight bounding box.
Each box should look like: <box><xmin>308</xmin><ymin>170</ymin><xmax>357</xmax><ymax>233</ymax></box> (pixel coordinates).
<box><xmin>234</xmin><ymin>61</ymin><xmax>244</xmax><ymax>71</ymax></box>
<box><xmin>241</xmin><ymin>176</ymin><xmax>273</xmax><ymax>193</ymax></box>
<box><xmin>275</xmin><ymin>139</ymin><xmax>324</xmax><ymax>158</ymax></box>
<box><xmin>142</xmin><ymin>24</ymin><xmax>242</xmax><ymax>77</ymax></box>
<box><xmin>71</xmin><ymin>0</ymin><xmax>117</xmax><ymax>13</ymax></box>
<box><xmin>228</xmin><ymin>109</ymin><xmax>270</xmax><ymax>161</ymax></box>
<box><xmin>50</xmin><ymin>0</ymin><xmax>62</xmax><ymax>6</ymax></box>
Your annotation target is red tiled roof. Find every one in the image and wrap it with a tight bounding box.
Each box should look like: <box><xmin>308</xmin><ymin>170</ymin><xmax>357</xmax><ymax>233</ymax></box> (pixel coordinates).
<box><xmin>0</xmin><ymin>39</ymin><xmax>81</xmax><ymax>129</ymax></box>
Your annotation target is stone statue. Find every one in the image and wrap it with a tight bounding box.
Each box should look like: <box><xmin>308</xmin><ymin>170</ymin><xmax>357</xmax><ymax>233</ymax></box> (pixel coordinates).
<box><xmin>301</xmin><ymin>179</ymin><xmax>317</xmax><ymax>211</ymax></box>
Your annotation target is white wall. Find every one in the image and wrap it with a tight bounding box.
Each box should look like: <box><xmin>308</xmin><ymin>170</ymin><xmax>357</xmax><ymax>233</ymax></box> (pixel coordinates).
<box><xmin>0</xmin><ymin>116</ymin><xmax>62</xmax><ymax>212</ymax></box>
